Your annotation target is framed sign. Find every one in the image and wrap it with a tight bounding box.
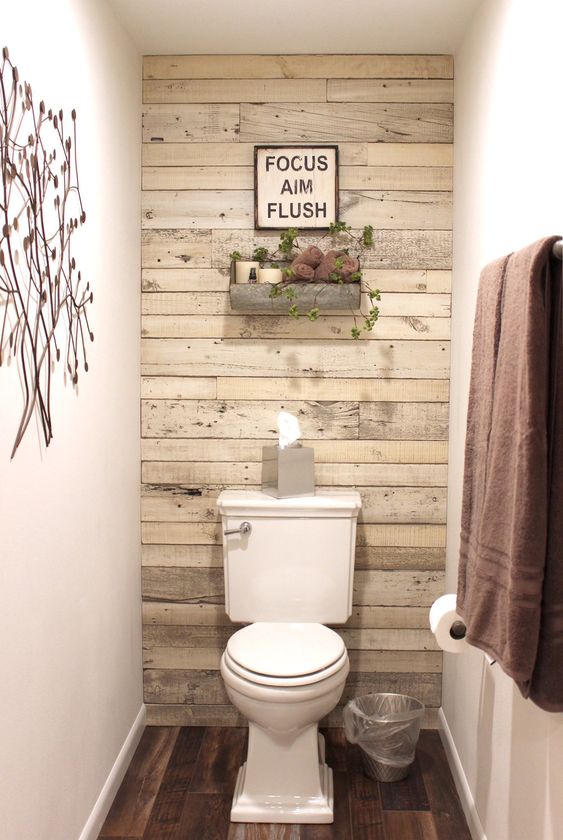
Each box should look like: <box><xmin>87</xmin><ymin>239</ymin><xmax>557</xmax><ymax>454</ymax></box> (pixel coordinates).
<box><xmin>254</xmin><ymin>145</ymin><xmax>338</xmax><ymax>230</ymax></box>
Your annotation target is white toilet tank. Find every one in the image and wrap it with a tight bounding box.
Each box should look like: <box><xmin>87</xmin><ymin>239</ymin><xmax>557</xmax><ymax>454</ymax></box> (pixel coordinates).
<box><xmin>218</xmin><ymin>490</ymin><xmax>361</xmax><ymax>624</ymax></box>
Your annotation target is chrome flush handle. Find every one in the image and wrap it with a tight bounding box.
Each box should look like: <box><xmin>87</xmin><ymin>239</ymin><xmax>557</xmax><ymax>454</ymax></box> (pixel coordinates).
<box><xmin>223</xmin><ymin>521</ymin><xmax>252</xmax><ymax>537</ymax></box>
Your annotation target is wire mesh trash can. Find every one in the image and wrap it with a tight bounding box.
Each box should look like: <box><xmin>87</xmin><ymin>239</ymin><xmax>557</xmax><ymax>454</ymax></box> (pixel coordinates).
<box><xmin>343</xmin><ymin>693</ymin><xmax>425</xmax><ymax>782</ymax></box>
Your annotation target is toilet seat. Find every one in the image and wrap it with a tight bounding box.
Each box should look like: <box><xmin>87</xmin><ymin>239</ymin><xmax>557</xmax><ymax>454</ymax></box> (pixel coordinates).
<box><xmin>225</xmin><ymin>622</ymin><xmax>347</xmax><ymax>687</ymax></box>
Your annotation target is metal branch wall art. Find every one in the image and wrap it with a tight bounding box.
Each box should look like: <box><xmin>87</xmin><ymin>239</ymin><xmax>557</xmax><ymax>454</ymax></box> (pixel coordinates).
<box><xmin>0</xmin><ymin>46</ymin><xmax>92</xmax><ymax>458</ymax></box>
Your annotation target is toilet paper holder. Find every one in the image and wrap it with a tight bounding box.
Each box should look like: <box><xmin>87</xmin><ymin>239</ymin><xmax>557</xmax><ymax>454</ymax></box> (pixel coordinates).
<box><xmin>449</xmin><ymin>620</ymin><xmax>467</xmax><ymax>640</ymax></box>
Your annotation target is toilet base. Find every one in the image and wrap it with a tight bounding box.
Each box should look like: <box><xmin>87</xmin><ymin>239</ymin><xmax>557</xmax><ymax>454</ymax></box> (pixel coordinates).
<box><xmin>230</xmin><ymin>734</ymin><xmax>334</xmax><ymax>824</ymax></box>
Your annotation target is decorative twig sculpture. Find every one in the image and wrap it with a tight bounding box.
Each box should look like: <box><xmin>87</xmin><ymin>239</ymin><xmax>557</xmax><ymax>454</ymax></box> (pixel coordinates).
<box><xmin>0</xmin><ymin>46</ymin><xmax>92</xmax><ymax>458</ymax></box>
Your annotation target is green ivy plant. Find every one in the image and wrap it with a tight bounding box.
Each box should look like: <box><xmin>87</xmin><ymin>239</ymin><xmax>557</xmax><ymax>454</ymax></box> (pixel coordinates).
<box><xmin>230</xmin><ymin>223</ymin><xmax>381</xmax><ymax>339</ymax></box>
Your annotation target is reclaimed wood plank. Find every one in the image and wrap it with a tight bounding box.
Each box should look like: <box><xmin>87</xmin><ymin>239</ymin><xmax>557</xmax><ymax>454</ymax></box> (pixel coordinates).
<box><xmin>340</xmin><ymin>190</ymin><xmax>452</xmax><ymax>230</ymax></box>
<box><xmin>141</xmin><ymin>399</ymin><xmax>359</xmax><ymax>440</ymax></box>
<box><xmin>367</xmin><ymin>143</ymin><xmax>453</xmax><ymax>167</ymax></box>
<box><xmin>142</xmin><ymin>269</ymin><xmax>229</xmax><ymax>293</ymax></box>
<box><xmin>143</xmin><ymin>612</ymin><xmax>236</xmax><ymax>635</ymax></box>
<box><xmin>211</xmin><ymin>229</ymin><xmax>452</xmax><ymax>270</ymax></box>
<box><xmin>140</xmin><ymin>339</ymin><xmax>450</xmax><ymax>379</ymax></box>
<box><xmin>140</xmin><ymin>544</ymin><xmax>446</xmax><ymax>572</ymax></box>
<box><xmin>142</xmin><ymin>104</ymin><xmax>240</xmax><ymax>143</ymax></box>
<box><xmin>143</xmin><ymin>645</ymin><xmax>442</xmax><ymax>674</ymax></box>
<box><xmin>356</xmin><ymin>269</ymin><xmax>451</xmax><ymax>293</ymax></box>
<box><xmin>142</xmin><ymin>189</ymin><xmax>450</xmax><ymax>232</ymax></box>
<box><xmin>142</xmin><ymin>545</ymin><xmax>223</xmax><ymax>568</ymax></box>
<box><xmin>142</xmin><ymin>166</ymin><xmax>253</xmax><ymax>191</ymax></box>
<box><xmin>142</xmin><ymin>314</ymin><xmax>450</xmax><ymax>341</ymax></box>
<box><xmin>142</xmin><ymin>141</ymin><xmax>368</xmax><ymax>167</ymax></box>
<box><xmin>141</xmin><ymin>400</ymin><xmax>447</xmax><ymax>441</ymax></box>
<box><xmin>143</xmin><ymin>78</ymin><xmax>327</xmax><ymax>103</ymax></box>
<box><xmin>141</xmin><ymin>377</ymin><xmax>217</xmax><ymax>400</ymax></box>
<box><xmin>140</xmin><ymin>438</ymin><xmax>449</xmax><ymax>463</ymax></box>
<box><xmin>143</xmin><ymin>669</ymin><xmax>442</xmax><ymax>706</ymax></box>
<box><xmin>141</xmin><ymin>461</ymin><xmax>448</xmax><ymax>488</ymax></box>
<box><xmin>143</xmin><ymin>55</ymin><xmax>454</xmax><ymax>80</ymax></box>
<box><xmin>353</xmin><ymin>570</ymin><xmax>444</xmax><ymax>605</ymax></box>
<box><xmin>141</xmin><ymin>485</ymin><xmax>447</xmax><ymax>525</ymax></box>
<box><xmin>239</xmin><ymin>103</ymin><xmax>453</xmax><ymax>144</ymax></box>
<box><xmin>142</xmin><ymin>706</ymin><xmax>441</xmax><ymax>729</ymax></box>
<box><xmin>141</xmin><ymin>229</ymin><xmax>212</xmax><ymax>268</ymax></box>
<box><xmin>142</xmin><ymin>190</ymin><xmax>254</xmax><ymax>229</ymax></box>
<box><xmin>340</xmin><ymin>166</ymin><xmax>452</xmax><ymax>191</ymax></box>
<box><xmin>144</xmin><ymin>646</ymin><xmax>224</xmax><ymax>670</ymax></box>
<box><xmin>143</xmin><ymin>669</ymin><xmax>232</xmax><ymax>704</ymax></box>
<box><xmin>141</xmin><ymin>567</ymin><xmax>443</xmax><ymax>607</ymax></box>
<box><xmin>143</xmin><ymin>624</ymin><xmax>240</xmax><ymax>648</ymax></box>
<box><xmin>142</xmin><ymin>623</ymin><xmax>437</xmax><ymax>650</ymax></box>
<box><xmin>358</xmin><ymin>524</ymin><xmax>446</xmax><ymax>547</ymax></box>
<box><xmin>359</xmin><ymin>402</ymin><xmax>449</xmax><ymax>439</ymax></box>
<box><xmin>145</xmin><ymin>704</ymin><xmax>245</xmax><ymax>726</ymax></box>
<box><xmin>354</xmin><ymin>546</ymin><xmax>445</xmax><ymax>571</ymax></box>
<box><xmin>142</xmin><ymin>705</ymin><xmax>440</xmax><ymax>728</ymax></box>
<box><xmin>141</xmin><ymin>291</ymin><xmax>451</xmax><ymax>318</ymax></box>
<box><xmin>141</xmin><ymin>602</ymin><xmax>433</xmax><ymax>629</ymax></box>
<box><xmin>142</xmin><ymin>566</ymin><xmax>224</xmax><ymax>603</ymax></box>
<box><xmin>340</xmin><ymin>629</ymin><xmax>439</xmax><ymax>651</ymax></box>
<box><xmin>214</xmin><ymin>377</ymin><xmax>449</xmax><ymax>402</ymax></box>
<box><xmin>328</xmin><ymin>78</ymin><xmax>453</xmax><ymax>103</ymax></box>
<box><xmin>141</xmin><ymin>521</ymin><xmax>446</xmax><ymax>547</ymax></box>
<box><xmin>141</xmin><ymin>522</ymin><xmax>221</xmax><ymax>545</ymax></box>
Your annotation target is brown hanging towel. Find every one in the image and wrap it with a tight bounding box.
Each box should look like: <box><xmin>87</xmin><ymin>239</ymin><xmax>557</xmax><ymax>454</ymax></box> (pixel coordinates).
<box><xmin>456</xmin><ymin>236</ymin><xmax>563</xmax><ymax>710</ymax></box>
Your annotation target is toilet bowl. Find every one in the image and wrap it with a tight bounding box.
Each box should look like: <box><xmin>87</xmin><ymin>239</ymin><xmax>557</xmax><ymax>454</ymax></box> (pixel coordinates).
<box><xmin>218</xmin><ymin>489</ymin><xmax>361</xmax><ymax>824</ymax></box>
<box><xmin>220</xmin><ymin>621</ymin><xmax>350</xmax><ymax>823</ymax></box>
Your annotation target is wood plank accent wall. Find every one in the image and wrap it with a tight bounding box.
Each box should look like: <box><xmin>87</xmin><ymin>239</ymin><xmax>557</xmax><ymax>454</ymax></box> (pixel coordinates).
<box><xmin>141</xmin><ymin>54</ymin><xmax>453</xmax><ymax>728</ymax></box>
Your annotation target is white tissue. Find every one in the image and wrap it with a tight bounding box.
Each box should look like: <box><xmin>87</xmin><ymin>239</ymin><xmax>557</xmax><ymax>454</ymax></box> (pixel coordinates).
<box><xmin>429</xmin><ymin>593</ymin><xmax>469</xmax><ymax>654</ymax></box>
<box><xmin>277</xmin><ymin>411</ymin><xmax>302</xmax><ymax>449</ymax></box>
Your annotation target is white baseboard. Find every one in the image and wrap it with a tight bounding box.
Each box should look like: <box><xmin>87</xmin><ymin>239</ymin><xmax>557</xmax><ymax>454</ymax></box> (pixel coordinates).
<box><xmin>78</xmin><ymin>704</ymin><xmax>146</xmax><ymax>840</ymax></box>
<box><xmin>438</xmin><ymin>707</ymin><xmax>487</xmax><ymax>840</ymax></box>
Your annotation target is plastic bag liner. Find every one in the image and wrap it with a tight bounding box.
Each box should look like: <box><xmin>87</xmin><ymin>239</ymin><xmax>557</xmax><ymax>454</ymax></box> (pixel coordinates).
<box><xmin>343</xmin><ymin>693</ymin><xmax>425</xmax><ymax>781</ymax></box>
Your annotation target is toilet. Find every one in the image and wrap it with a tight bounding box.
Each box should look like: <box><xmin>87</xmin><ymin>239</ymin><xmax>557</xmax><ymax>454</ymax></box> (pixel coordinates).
<box><xmin>218</xmin><ymin>489</ymin><xmax>361</xmax><ymax>824</ymax></box>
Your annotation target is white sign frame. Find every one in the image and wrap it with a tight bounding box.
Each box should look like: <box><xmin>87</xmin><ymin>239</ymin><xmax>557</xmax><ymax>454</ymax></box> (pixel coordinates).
<box><xmin>254</xmin><ymin>145</ymin><xmax>339</xmax><ymax>230</ymax></box>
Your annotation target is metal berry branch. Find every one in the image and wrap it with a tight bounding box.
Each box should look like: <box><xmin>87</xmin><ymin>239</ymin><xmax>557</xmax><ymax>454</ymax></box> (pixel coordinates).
<box><xmin>0</xmin><ymin>47</ymin><xmax>92</xmax><ymax>458</ymax></box>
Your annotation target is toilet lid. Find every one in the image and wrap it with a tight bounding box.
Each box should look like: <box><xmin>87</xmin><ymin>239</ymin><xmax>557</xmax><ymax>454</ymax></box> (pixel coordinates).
<box><xmin>226</xmin><ymin>622</ymin><xmax>345</xmax><ymax>678</ymax></box>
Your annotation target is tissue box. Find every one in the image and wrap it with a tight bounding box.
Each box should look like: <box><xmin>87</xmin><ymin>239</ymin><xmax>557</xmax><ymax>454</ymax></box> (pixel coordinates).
<box><xmin>261</xmin><ymin>444</ymin><xmax>315</xmax><ymax>498</ymax></box>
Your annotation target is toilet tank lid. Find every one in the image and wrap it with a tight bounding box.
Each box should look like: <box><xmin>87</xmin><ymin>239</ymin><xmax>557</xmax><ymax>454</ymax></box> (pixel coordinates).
<box><xmin>217</xmin><ymin>489</ymin><xmax>362</xmax><ymax>515</ymax></box>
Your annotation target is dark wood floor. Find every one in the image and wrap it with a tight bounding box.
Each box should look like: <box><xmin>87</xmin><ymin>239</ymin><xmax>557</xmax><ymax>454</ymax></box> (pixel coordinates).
<box><xmin>98</xmin><ymin>726</ymin><xmax>472</xmax><ymax>840</ymax></box>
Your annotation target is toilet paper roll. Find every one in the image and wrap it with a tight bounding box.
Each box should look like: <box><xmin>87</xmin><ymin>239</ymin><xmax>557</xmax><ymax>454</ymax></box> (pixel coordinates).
<box><xmin>429</xmin><ymin>593</ymin><xmax>469</xmax><ymax>654</ymax></box>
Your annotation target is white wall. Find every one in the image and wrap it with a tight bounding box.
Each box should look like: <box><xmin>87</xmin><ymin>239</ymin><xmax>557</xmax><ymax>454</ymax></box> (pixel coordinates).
<box><xmin>0</xmin><ymin>2</ymin><xmax>142</xmax><ymax>839</ymax></box>
<box><xmin>446</xmin><ymin>1</ymin><xmax>563</xmax><ymax>838</ymax></box>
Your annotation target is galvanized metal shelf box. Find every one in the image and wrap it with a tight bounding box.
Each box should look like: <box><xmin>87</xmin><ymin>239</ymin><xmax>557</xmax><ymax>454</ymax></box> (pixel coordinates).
<box><xmin>229</xmin><ymin>263</ymin><xmax>361</xmax><ymax>313</ymax></box>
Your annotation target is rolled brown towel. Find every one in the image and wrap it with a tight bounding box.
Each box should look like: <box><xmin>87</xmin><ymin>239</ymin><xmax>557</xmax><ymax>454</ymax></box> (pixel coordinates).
<box><xmin>340</xmin><ymin>255</ymin><xmax>360</xmax><ymax>283</ymax></box>
<box><xmin>291</xmin><ymin>262</ymin><xmax>315</xmax><ymax>281</ymax></box>
<box><xmin>314</xmin><ymin>250</ymin><xmax>346</xmax><ymax>282</ymax></box>
<box><xmin>292</xmin><ymin>245</ymin><xmax>324</xmax><ymax>269</ymax></box>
